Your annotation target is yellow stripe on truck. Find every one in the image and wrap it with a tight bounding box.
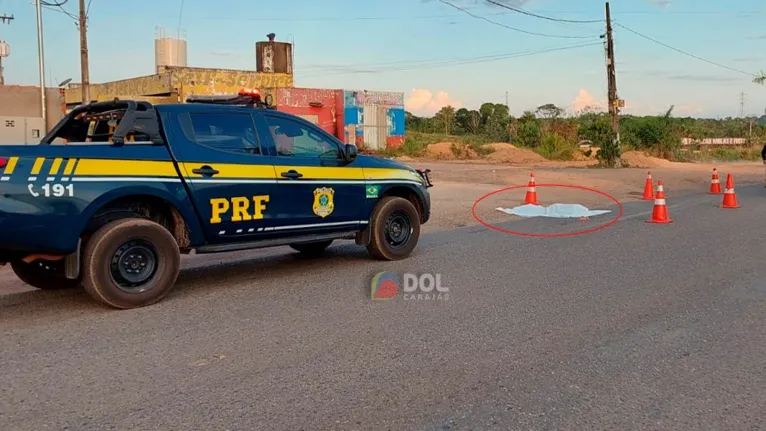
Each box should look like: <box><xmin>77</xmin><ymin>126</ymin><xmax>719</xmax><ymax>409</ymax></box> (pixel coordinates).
<box><xmin>364</xmin><ymin>168</ymin><xmax>423</xmax><ymax>182</ymax></box>
<box><xmin>277</xmin><ymin>166</ymin><xmax>366</xmax><ymax>180</ymax></box>
<box><xmin>49</xmin><ymin>158</ymin><xmax>63</xmax><ymax>175</ymax></box>
<box><xmin>4</xmin><ymin>156</ymin><xmax>18</xmax><ymax>174</ymax></box>
<box><xmin>63</xmin><ymin>158</ymin><xmax>77</xmax><ymax>175</ymax></box>
<box><xmin>271</xmin><ymin>166</ymin><xmax>419</xmax><ymax>182</ymax></box>
<box><xmin>179</xmin><ymin>162</ymin><xmax>278</xmax><ymax>179</ymax></box>
<box><xmin>31</xmin><ymin>157</ymin><xmax>45</xmax><ymax>175</ymax></box>
<box><xmin>74</xmin><ymin>159</ymin><xmax>178</xmax><ymax>177</ymax></box>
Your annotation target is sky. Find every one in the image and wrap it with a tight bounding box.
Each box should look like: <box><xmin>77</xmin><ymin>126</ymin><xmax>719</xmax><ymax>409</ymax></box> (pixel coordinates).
<box><xmin>1</xmin><ymin>0</ymin><xmax>765</xmax><ymax>118</ymax></box>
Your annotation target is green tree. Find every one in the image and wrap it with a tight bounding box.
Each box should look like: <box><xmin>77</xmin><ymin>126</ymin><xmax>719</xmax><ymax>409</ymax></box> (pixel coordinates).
<box><xmin>754</xmin><ymin>70</ymin><xmax>766</xmax><ymax>85</ymax></box>
<box><xmin>535</xmin><ymin>103</ymin><xmax>563</xmax><ymax>119</ymax></box>
<box><xmin>513</xmin><ymin>111</ymin><xmax>542</xmax><ymax>147</ymax></box>
<box><xmin>434</xmin><ymin>106</ymin><xmax>456</xmax><ymax>135</ymax></box>
<box><xmin>455</xmin><ymin>108</ymin><xmax>481</xmax><ymax>134</ymax></box>
<box><xmin>483</xmin><ymin>103</ymin><xmax>511</xmax><ymax>142</ymax></box>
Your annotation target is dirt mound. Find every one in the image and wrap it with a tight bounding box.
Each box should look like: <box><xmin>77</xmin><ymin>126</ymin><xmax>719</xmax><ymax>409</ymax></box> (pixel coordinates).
<box><xmin>395</xmin><ymin>155</ymin><xmax>415</xmax><ymax>162</ymax></box>
<box><xmin>426</xmin><ymin>142</ymin><xmax>478</xmax><ymax>160</ymax></box>
<box><xmin>485</xmin><ymin>146</ymin><xmax>547</xmax><ymax>164</ymax></box>
<box><xmin>483</xmin><ymin>142</ymin><xmax>517</xmax><ymax>151</ymax></box>
<box><xmin>426</xmin><ymin>142</ymin><xmax>456</xmax><ymax>159</ymax></box>
<box><xmin>621</xmin><ymin>151</ymin><xmax>672</xmax><ymax>168</ymax></box>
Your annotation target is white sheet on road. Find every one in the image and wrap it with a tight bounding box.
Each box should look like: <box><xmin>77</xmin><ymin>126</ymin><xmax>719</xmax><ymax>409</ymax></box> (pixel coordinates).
<box><xmin>495</xmin><ymin>203</ymin><xmax>612</xmax><ymax>218</ymax></box>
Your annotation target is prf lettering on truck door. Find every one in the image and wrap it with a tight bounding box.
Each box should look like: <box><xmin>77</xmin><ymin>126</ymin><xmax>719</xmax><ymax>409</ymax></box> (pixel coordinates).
<box><xmin>209</xmin><ymin>196</ymin><xmax>270</xmax><ymax>224</ymax></box>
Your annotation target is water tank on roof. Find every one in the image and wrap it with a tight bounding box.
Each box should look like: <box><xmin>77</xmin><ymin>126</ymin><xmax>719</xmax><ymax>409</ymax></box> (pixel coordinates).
<box><xmin>154</xmin><ymin>27</ymin><xmax>187</xmax><ymax>73</ymax></box>
<box><xmin>255</xmin><ymin>34</ymin><xmax>293</xmax><ymax>74</ymax></box>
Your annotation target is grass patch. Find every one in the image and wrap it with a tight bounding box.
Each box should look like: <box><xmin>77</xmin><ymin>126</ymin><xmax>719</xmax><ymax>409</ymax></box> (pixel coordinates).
<box><xmin>679</xmin><ymin>146</ymin><xmax>761</xmax><ymax>162</ymax></box>
<box><xmin>374</xmin><ymin>132</ymin><xmax>495</xmax><ymax>158</ymax></box>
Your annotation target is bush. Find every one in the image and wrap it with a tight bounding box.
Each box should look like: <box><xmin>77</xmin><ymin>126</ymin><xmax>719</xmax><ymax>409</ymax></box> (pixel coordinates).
<box><xmin>536</xmin><ymin>133</ymin><xmax>575</xmax><ymax>160</ymax></box>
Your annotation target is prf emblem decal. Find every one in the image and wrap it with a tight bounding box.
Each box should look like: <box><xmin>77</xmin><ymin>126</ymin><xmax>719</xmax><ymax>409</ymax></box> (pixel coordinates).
<box><xmin>312</xmin><ymin>187</ymin><xmax>335</xmax><ymax>218</ymax></box>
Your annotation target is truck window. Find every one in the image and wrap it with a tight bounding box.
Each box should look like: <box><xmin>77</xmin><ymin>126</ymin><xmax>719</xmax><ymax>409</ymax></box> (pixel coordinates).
<box><xmin>185</xmin><ymin>112</ymin><xmax>262</xmax><ymax>156</ymax></box>
<box><xmin>265</xmin><ymin>116</ymin><xmax>341</xmax><ymax>159</ymax></box>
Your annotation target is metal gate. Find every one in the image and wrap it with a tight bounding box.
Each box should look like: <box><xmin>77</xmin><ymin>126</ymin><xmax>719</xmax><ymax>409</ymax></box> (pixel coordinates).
<box><xmin>360</xmin><ymin>104</ymin><xmax>388</xmax><ymax>150</ymax></box>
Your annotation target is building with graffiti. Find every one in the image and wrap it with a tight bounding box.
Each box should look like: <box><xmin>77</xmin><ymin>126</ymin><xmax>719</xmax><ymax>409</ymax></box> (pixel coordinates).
<box><xmin>269</xmin><ymin>88</ymin><xmax>405</xmax><ymax>150</ymax></box>
<box><xmin>55</xmin><ymin>31</ymin><xmax>405</xmax><ymax>150</ymax></box>
<box><xmin>343</xmin><ymin>90</ymin><xmax>405</xmax><ymax>149</ymax></box>
<box><xmin>63</xmin><ymin>32</ymin><xmax>294</xmax><ymax>109</ymax></box>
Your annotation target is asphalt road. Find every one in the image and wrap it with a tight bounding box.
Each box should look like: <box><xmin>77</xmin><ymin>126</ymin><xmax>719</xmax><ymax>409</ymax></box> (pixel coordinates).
<box><xmin>1</xmin><ymin>186</ymin><xmax>765</xmax><ymax>431</ymax></box>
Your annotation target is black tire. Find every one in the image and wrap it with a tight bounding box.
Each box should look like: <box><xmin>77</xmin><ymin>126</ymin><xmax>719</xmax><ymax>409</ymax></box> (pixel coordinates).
<box><xmin>10</xmin><ymin>259</ymin><xmax>81</xmax><ymax>290</ymax></box>
<box><xmin>289</xmin><ymin>240</ymin><xmax>334</xmax><ymax>257</ymax></box>
<box><xmin>366</xmin><ymin>196</ymin><xmax>421</xmax><ymax>261</ymax></box>
<box><xmin>81</xmin><ymin>218</ymin><xmax>181</xmax><ymax>309</ymax></box>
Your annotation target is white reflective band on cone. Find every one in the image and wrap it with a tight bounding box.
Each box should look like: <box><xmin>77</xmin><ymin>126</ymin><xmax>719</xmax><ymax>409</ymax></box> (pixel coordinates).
<box><xmin>725</xmin><ymin>188</ymin><xmax>734</xmax><ymax>193</ymax></box>
<box><xmin>712</xmin><ymin>179</ymin><xmax>720</xmax><ymax>183</ymax></box>
<box><xmin>654</xmin><ymin>199</ymin><xmax>666</xmax><ymax>205</ymax></box>
<box><xmin>657</xmin><ymin>186</ymin><xmax>664</xmax><ymax>191</ymax></box>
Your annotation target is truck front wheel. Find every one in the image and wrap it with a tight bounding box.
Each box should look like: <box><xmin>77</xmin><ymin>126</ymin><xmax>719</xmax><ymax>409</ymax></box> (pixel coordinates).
<box><xmin>81</xmin><ymin>218</ymin><xmax>181</xmax><ymax>309</ymax></box>
<box><xmin>366</xmin><ymin>196</ymin><xmax>421</xmax><ymax>261</ymax></box>
<box><xmin>10</xmin><ymin>259</ymin><xmax>81</xmax><ymax>290</ymax></box>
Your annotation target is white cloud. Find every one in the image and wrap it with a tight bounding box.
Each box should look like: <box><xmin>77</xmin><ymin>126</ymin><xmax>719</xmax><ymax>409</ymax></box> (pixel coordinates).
<box><xmin>405</xmin><ymin>88</ymin><xmax>463</xmax><ymax>115</ymax></box>
<box><xmin>673</xmin><ymin>104</ymin><xmax>704</xmax><ymax>116</ymax></box>
<box><xmin>570</xmin><ymin>89</ymin><xmax>606</xmax><ymax>112</ymax></box>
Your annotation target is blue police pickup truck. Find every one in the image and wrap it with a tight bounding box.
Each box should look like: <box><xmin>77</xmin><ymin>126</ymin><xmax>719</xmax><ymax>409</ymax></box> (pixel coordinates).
<box><xmin>0</xmin><ymin>89</ymin><xmax>432</xmax><ymax>309</ymax></box>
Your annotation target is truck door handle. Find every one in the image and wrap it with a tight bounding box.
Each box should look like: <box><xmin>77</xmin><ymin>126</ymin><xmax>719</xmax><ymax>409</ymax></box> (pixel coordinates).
<box><xmin>281</xmin><ymin>170</ymin><xmax>303</xmax><ymax>179</ymax></box>
<box><xmin>192</xmin><ymin>165</ymin><xmax>219</xmax><ymax>176</ymax></box>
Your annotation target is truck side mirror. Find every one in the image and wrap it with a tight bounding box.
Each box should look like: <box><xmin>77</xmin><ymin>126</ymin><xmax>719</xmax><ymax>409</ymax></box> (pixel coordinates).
<box><xmin>344</xmin><ymin>144</ymin><xmax>358</xmax><ymax>161</ymax></box>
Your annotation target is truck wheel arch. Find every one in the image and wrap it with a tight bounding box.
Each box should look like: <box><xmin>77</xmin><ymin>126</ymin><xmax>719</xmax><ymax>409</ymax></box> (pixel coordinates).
<box><xmin>380</xmin><ymin>185</ymin><xmax>426</xmax><ymax>223</ymax></box>
<box><xmin>80</xmin><ymin>192</ymin><xmax>197</xmax><ymax>250</ymax></box>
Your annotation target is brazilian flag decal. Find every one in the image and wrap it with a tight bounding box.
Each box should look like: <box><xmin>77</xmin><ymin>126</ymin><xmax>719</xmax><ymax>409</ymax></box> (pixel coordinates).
<box><xmin>366</xmin><ymin>185</ymin><xmax>380</xmax><ymax>199</ymax></box>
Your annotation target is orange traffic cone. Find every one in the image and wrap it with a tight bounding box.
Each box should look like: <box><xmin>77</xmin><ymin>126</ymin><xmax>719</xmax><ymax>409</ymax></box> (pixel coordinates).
<box><xmin>709</xmin><ymin>168</ymin><xmax>722</xmax><ymax>194</ymax></box>
<box><xmin>721</xmin><ymin>173</ymin><xmax>740</xmax><ymax>208</ymax></box>
<box><xmin>646</xmin><ymin>180</ymin><xmax>672</xmax><ymax>224</ymax></box>
<box><xmin>642</xmin><ymin>171</ymin><xmax>654</xmax><ymax>200</ymax></box>
<box><xmin>524</xmin><ymin>172</ymin><xmax>539</xmax><ymax>205</ymax></box>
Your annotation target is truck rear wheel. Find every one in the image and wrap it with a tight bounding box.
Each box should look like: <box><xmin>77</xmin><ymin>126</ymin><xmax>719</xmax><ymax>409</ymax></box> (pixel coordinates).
<box><xmin>10</xmin><ymin>259</ymin><xmax>80</xmax><ymax>290</ymax></box>
<box><xmin>366</xmin><ymin>196</ymin><xmax>421</xmax><ymax>261</ymax></box>
<box><xmin>81</xmin><ymin>218</ymin><xmax>181</xmax><ymax>309</ymax></box>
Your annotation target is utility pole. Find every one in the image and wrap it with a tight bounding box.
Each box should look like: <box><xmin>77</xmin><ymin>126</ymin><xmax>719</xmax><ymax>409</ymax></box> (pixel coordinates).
<box><xmin>604</xmin><ymin>2</ymin><xmax>621</xmax><ymax>168</ymax></box>
<box><xmin>34</xmin><ymin>0</ymin><xmax>46</xmax><ymax>129</ymax></box>
<box><xmin>78</xmin><ymin>0</ymin><xmax>90</xmax><ymax>104</ymax></box>
<box><xmin>0</xmin><ymin>14</ymin><xmax>13</xmax><ymax>86</ymax></box>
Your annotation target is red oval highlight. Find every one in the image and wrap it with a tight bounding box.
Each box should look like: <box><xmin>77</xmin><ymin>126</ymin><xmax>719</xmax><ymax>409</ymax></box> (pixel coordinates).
<box><xmin>471</xmin><ymin>184</ymin><xmax>624</xmax><ymax>237</ymax></box>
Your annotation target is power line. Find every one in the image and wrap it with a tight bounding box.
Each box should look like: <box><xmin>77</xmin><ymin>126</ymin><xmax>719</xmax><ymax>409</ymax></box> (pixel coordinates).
<box><xmin>298</xmin><ymin>42</ymin><xmax>601</xmax><ymax>78</ymax></box>
<box><xmin>40</xmin><ymin>0</ymin><xmax>93</xmax><ymax>22</ymax></box>
<box><xmin>169</xmin><ymin>9</ymin><xmax>766</xmax><ymax>23</ymax></box>
<box><xmin>437</xmin><ymin>0</ymin><xmax>597</xmax><ymax>39</ymax></box>
<box><xmin>614</xmin><ymin>22</ymin><xmax>755</xmax><ymax>77</ymax></box>
<box><xmin>482</xmin><ymin>0</ymin><xmax>602</xmax><ymax>23</ymax></box>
